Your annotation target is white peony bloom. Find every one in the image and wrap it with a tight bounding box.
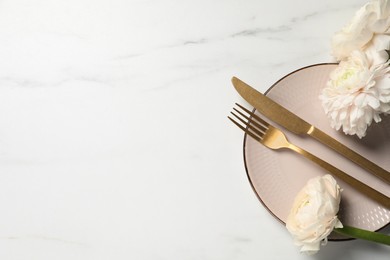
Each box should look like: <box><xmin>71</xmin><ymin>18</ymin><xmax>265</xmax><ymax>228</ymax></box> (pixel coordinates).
<box><xmin>332</xmin><ymin>0</ymin><xmax>390</xmax><ymax>61</ymax></box>
<box><xmin>364</xmin><ymin>34</ymin><xmax>390</xmax><ymax>65</ymax></box>
<box><xmin>286</xmin><ymin>175</ymin><xmax>343</xmax><ymax>255</ymax></box>
<box><xmin>320</xmin><ymin>50</ymin><xmax>390</xmax><ymax>138</ymax></box>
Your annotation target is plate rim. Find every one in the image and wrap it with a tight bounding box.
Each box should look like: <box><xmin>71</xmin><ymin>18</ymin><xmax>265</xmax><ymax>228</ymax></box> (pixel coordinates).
<box><xmin>241</xmin><ymin>62</ymin><xmax>390</xmax><ymax>241</ymax></box>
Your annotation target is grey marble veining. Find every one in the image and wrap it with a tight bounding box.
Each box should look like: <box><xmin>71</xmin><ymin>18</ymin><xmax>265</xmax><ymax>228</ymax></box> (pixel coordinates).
<box><xmin>0</xmin><ymin>0</ymin><xmax>388</xmax><ymax>259</ymax></box>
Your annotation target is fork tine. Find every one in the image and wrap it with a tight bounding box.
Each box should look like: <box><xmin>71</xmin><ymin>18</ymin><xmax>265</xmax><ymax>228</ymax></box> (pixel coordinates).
<box><xmin>235</xmin><ymin>103</ymin><xmax>270</xmax><ymax>128</ymax></box>
<box><xmin>227</xmin><ymin>116</ymin><xmax>262</xmax><ymax>142</ymax></box>
<box><xmin>232</xmin><ymin>107</ymin><xmax>267</xmax><ymax>133</ymax></box>
<box><xmin>230</xmin><ymin>111</ymin><xmax>266</xmax><ymax>138</ymax></box>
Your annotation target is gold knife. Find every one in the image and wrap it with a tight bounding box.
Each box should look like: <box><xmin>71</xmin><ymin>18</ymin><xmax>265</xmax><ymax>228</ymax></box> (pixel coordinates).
<box><xmin>232</xmin><ymin>76</ymin><xmax>390</xmax><ymax>185</ymax></box>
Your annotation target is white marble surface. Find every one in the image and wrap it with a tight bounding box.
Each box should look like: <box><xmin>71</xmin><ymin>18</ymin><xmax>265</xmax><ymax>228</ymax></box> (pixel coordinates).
<box><xmin>0</xmin><ymin>0</ymin><xmax>388</xmax><ymax>259</ymax></box>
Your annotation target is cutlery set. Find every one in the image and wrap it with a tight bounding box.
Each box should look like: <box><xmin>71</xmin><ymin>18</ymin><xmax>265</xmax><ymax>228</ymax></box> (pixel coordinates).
<box><xmin>229</xmin><ymin>77</ymin><xmax>390</xmax><ymax>208</ymax></box>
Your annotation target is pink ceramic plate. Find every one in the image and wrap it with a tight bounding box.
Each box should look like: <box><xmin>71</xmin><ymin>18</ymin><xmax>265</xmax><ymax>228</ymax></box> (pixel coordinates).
<box><xmin>244</xmin><ymin>63</ymin><xmax>390</xmax><ymax>240</ymax></box>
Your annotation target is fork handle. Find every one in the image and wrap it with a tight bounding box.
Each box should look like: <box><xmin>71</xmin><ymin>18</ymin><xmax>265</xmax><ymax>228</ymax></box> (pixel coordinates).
<box><xmin>287</xmin><ymin>144</ymin><xmax>390</xmax><ymax>209</ymax></box>
<box><xmin>309</xmin><ymin>127</ymin><xmax>390</xmax><ymax>185</ymax></box>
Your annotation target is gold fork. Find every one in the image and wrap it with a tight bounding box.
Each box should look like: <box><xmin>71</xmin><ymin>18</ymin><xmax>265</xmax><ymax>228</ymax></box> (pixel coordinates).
<box><xmin>228</xmin><ymin>103</ymin><xmax>390</xmax><ymax>208</ymax></box>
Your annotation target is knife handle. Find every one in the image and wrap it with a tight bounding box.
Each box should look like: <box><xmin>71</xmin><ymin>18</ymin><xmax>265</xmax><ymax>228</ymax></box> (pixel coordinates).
<box><xmin>289</xmin><ymin>144</ymin><xmax>390</xmax><ymax>209</ymax></box>
<box><xmin>309</xmin><ymin>127</ymin><xmax>390</xmax><ymax>185</ymax></box>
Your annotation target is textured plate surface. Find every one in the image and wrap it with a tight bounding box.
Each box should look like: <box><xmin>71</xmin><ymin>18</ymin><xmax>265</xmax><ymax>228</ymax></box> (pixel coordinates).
<box><xmin>244</xmin><ymin>63</ymin><xmax>390</xmax><ymax>240</ymax></box>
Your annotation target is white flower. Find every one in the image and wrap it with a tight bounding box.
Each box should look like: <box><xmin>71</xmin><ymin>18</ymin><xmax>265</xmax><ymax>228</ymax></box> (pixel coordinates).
<box><xmin>286</xmin><ymin>175</ymin><xmax>343</xmax><ymax>255</ymax></box>
<box><xmin>332</xmin><ymin>0</ymin><xmax>390</xmax><ymax>61</ymax></box>
<box><xmin>364</xmin><ymin>34</ymin><xmax>390</xmax><ymax>65</ymax></box>
<box><xmin>320</xmin><ymin>50</ymin><xmax>390</xmax><ymax>138</ymax></box>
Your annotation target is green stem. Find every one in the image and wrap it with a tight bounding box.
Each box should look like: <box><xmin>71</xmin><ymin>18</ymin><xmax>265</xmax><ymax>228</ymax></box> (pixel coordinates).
<box><xmin>334</xmin><ymin>226</ymin><xmax>390</xmax><ymax>246</ymax></box>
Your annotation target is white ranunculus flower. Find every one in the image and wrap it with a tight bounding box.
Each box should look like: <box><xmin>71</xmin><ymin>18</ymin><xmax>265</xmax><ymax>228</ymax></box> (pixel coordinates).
<box><xmin>320</xmin><ymin>50</ymin><xmax>390</xmax><ymax>138</ymax></box>
<box><xmin>286</xmin><ymin>175</ymin><xmax>343</xmax><ymax>255</ymax></box>
<box><xmin>332</xmin><ymin>0</ymin><xmax>390</xmax><ymax>61</ymax></box>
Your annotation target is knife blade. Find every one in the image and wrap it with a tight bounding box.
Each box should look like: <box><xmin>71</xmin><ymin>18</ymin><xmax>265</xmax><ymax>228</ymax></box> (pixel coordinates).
<box><xmin>232</xmin><ymin>76</ymin><xmax>390</xmax><ymax>185</ymax></box>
